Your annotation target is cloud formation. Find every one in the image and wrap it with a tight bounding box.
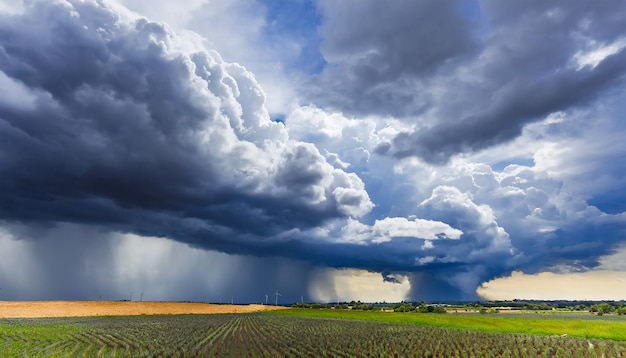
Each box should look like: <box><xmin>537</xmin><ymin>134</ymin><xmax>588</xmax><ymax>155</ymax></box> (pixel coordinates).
<box><xmin>0</xmin><ymin>0</ymin><xmax>372</xmax><ymax>246</ymax></box>
<box><xmin>308</xmin><ymin>0</ymin><xmax>626</xmax><ymax>164</ymax></box>
<box><xmin>0</xmin><ymin>0</ymin><xmax>475</xmax><ymax>301</ymax></box>
<box><xmin>1</xmin><ymin>0</ymin><xmax>625</xmax><ymax>302</ymax></box>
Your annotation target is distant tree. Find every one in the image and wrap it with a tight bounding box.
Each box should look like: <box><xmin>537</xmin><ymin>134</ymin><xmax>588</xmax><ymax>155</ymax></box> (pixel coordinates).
<box><xmin>395</xmin><ymin>304</ymin><xmax>414</xmax><ymax>312</ymax></box>
<box><xmin>604</xmin><ymin>303</ymin><xmax>616</xmax><ymax>314</ymax></box>
<box><xmin>432</xmin><ymin>306</ymin><xmax>446</xmax><ymax>314</ymax></box>
<box><xmin>591</xmin><ymin>303</ymin><xmax>615</xmax><ymax>315</ymax></box>
<box><xmin>590</xmin><ymin>303</ymin><xmax>615</xmax><ymax>315</ymax></box>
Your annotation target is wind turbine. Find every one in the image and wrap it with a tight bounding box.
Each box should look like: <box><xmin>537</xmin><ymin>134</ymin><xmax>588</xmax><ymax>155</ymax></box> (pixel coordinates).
<box><xmin>274</xmin><ymin>290</ymin><xmax>281</xmax><ymax>305</ymax></box>
<box><xmin>265</xmin><ymin>294</ymin><xmax>269</xmax><ymax>305</ymax></box>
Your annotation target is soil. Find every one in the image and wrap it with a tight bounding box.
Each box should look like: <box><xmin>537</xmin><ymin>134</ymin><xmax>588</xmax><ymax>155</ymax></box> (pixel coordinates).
<box><xmin>0</xmin><ymin>301</ymin><xmax>288</xmax><ymax>318</ymax></box>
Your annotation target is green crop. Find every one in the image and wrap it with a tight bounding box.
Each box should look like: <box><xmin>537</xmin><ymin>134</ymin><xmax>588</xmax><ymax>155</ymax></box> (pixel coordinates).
<box><xmin>272</xmin><ymin>308</ymin><xmax>626</xmax><ymax>341</ymax></box>
<box><xmin>1</xmin><ymin>313</ymin><xmax>625</xmax><ymax>357</ymax></box>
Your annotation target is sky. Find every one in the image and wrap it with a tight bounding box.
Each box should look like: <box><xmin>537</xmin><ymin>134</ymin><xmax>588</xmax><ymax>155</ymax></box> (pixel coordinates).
<box><xmin>0</xmin><ymin>0</ymin><xmax>625</xmax><ymax>303</ymax></box>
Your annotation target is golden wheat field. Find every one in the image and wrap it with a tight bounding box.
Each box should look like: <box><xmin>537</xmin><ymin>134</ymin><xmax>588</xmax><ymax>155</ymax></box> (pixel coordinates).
<box><xmin>0</xmin><ymin>300</ymin><xmax>288</xmax><ymax>318</ymax></box>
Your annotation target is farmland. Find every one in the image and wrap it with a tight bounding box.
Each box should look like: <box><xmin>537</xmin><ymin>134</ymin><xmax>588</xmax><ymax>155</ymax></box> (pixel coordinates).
<box><xmin>2</xmin><ymin>313</ymin><xmax>626</xmax><ymax>357</ymax></box>
<box><xmin>273</xmin><ymin>308</ymin><xmax>626</xmax><ymax>341</ymax></box>
<box><xmin>0</xmin><ymin>301</ymin><xmax>286</xmax><ymax>318</ymax></box>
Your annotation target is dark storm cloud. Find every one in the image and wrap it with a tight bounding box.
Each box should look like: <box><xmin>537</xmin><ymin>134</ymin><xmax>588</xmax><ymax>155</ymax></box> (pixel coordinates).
<box><xmin>391</xmin><ymin>52</ymin><xmax>626</xmax><ymax>164</ymax></box>
<box><xmin>309</xmin><ymin>0</ymin><xmax>626</xmax><ymax>163</ymax></box>
<box><xmin>503</xmin><ymin>220</ymin><xmax>626</xmax><ymax>276</ymax></box>
<box><xmin>0</xmin><ymin>0</ymin><xmax>372</xmax><ymax>250</ymax></box>
<box><xmin>0</xmin><ymin>0</ymin><xmax>472</xmax><ymax>293</ymax></box>
<box><xmin>3</xmin><ymin>0</ymin><xmax>624</xmax><ymax>303</ymax></box>
<box><xmin>317</xmin><ymin>0</ymin><xmax>475</xmax><ymax>81</ymax></box>
<box><xmin>389</xmin><ymin>2</ymin><xmax>626</xmax><ymax>163</ymax></box>
<box><xmin>0</xmin><ymin>2</ymin><xmax>369</xmax><ymax>234</ymax></box>
<box><xmin>308</xmin><ymin>0</ymin><xmax>478</xmax><ymax>117</ymax></box>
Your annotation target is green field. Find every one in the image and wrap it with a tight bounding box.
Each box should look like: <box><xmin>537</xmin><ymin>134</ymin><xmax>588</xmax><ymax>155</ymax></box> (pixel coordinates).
<box><xmin>272</xmin><ymin>308</ymin><xmax>626</xmax><ymax>341</ymax></box>
<box><xmin>2</xmin><ymin>313</ymin><xmax>626</xmax><ymax>357</ymax></box>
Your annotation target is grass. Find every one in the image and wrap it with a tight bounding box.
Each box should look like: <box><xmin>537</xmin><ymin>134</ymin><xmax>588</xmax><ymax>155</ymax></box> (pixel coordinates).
<box><xmin>269</xmin><ymin>309</ymin><xmax>626</xmax><ymax>341</ymax></box>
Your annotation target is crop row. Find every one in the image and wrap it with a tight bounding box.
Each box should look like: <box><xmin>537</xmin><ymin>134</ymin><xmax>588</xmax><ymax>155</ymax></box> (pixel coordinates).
<box><xmin>1</xmin><ymin>314</ymin><xmax>625</xmax><ymax>357</ymax></box>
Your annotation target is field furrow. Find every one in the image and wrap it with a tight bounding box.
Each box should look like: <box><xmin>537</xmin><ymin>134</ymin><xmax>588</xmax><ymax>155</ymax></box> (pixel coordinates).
<box><xmin>1</xmin><ymin>313</ymin><xmax>625</xmax><ymax>357</ymax></box>
<box><xmin>244</xmin><ymin>315</ymin><xmax>283</xmax><ymax>357</ymax></box>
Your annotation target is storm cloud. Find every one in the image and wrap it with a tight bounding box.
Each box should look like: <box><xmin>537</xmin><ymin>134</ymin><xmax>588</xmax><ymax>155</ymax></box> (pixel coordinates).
<box><xmin>0</xmin><ymin>0</ymin><xmax>463</xmax><ymax>301</ymax></box>
<box><xmin>309</xmin><ymin>0</ymin><xmax>626</xmax><ymax>164</ymax></box>
<box><xmin>0</xmin><ymin>0</ymin><xmax>374</xmax><ymax>243</ymax></box>
<box><xmin>1</xmin><ymin>0</ymin><xmax>625</xmax><ymax>302</ymax></box>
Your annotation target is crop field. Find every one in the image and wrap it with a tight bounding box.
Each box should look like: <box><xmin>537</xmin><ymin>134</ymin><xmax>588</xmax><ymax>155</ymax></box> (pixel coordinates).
<box><xmin>273</xmin><ymin>309</ymin><xmax>626</xmax><ymax>341</ymax></box>
<box><xmin>2</xmin><ymin>313</ymin><xmax>626</xmax><ymax>357</ymax></box>
<box><xmin>0</xmin><ymin>301</ymin><xmax>286</xmax><ymax>318</ymax></box>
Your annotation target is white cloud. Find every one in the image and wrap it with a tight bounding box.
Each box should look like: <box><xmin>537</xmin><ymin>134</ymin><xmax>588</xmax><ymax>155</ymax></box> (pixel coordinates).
<box><xmin>415</xmin><ymin>256</ymin><xmax>435</xmax><ymax>266</ymax></box>
<box><xmin>371</xmin><ymin>217</ymin><xmax>462</xmax><ymax>243</ymax></box>
<box><xmin>115</xmin><ymin>0</ymin><xmax>296</xmax><ymax>114</ymax></box>
<box><xmin>418</xmin><ymin>186</ymin><xmax>513</xmax><ymax>258</ymax></box>
<box><xmin>285</xmin><ymin>106</ymin><xmax>383</xmax><ymax>171</ymax></box>
<box><xmin>333</xmin><ymin>217</ymin><xmax>461</xmax><ymax>245</ymax></box>
<box><xmin>574</xmin><ymin>37</ymin><xmax>626</xmax><ymax>70</ymax></box>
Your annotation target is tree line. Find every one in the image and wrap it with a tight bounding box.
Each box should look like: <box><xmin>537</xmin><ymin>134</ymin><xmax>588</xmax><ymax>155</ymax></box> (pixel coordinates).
<box><xmin>291</xmin><ymin>299</ymin><xmax>626</xmax><ymax>315</ymax></box>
